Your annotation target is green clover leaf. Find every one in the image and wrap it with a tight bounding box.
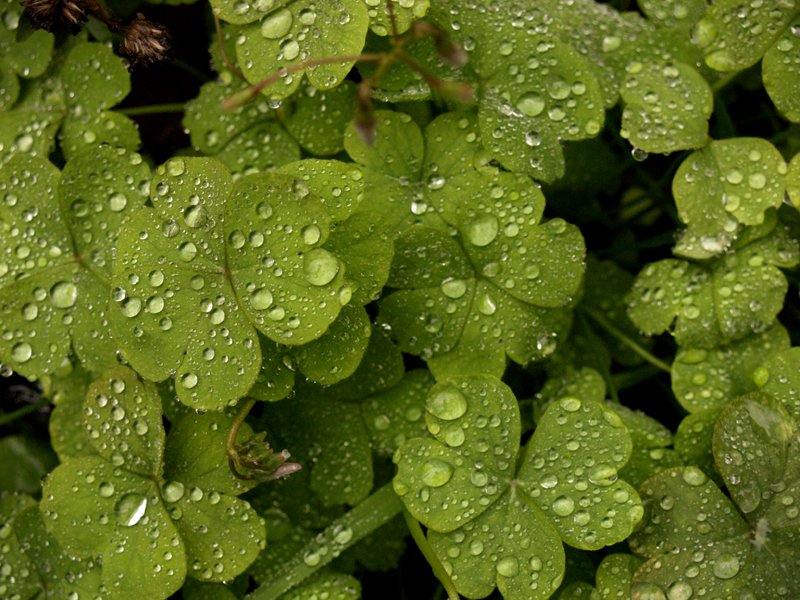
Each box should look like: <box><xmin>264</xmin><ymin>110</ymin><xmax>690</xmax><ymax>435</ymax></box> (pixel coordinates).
<box><xmin>0</xmin><ymin>493</ymin><xmax>41</xmax><ymax>600</ymax></box>
<box><xmin>426</xmin><ymin>0</ymin><xmax>642</xmax><ymax>182</ymax></box>
<box><xmin>619</xmin><ymin>60</ymin><xmax>712</xmax><ymax>155</ymax></box>
<box><xmin>671</xmin><ymin>323</ymin><xmax>790</xmax><ymax>413</ymax></box>
<box><xmin>14</xmin><ymin>504</ymin><xmax>109</xmax><ymax>600</ymax></box>
<box><xmin>393</xmin><ymin>376</ymin><xmax>642</xmax><ymax>600</ymax></box>
<box><xmin>0</xmin><ymin>147</ymin><xmax>150</xmax><ymax>379</ymax></box>
<box><xmin>672</xmin><ymin>138</ymin><xmax>788</xmax><ymax>259</ymax></box>
<box><xmin>627</xmin><ymin>219</ymin><xmax>800</xmax><ymax>348</ymax></box>
<box><xmin>40</xmin><ymin>366</ymin><xmax>266</xmax><ymax>600</ymax></box>
<box><xmin>0</xmin><ymin>0</ymin><xmax>54</xmax><ymax>110</ymax></box>
<box><xmin>109</xmin><ymin>157</ymin><xmax>366</xmax><ymax>409</ymax></box>
<box><xmin>378</xmin><ymin>224</ymin><xmax>578</xmax><ymax>379</ymax></box>
<box><xmin>754</xmin><ymin>347</ymin><xmax>800</xmax><ymax>420</ymax></box>
<box><xmin>692</xmin><ymin>0</ymin><xmax>799</xmax><ymax>71</ymax></box>
<box><xmin>631</xmin><ymin>392</ymin><xmax>800</xmax><ymax>600</ymax></box>
<box><xmin>763</xmin><ymin>15</ymin><xmax>800</xmax><ymax>123</ymax></box>
<box><xmin>235</xmin><ymin>1</ymin><xmax>369</xmax><ymax>99</ymax></box>
<box><xmin>555</xmin><ymin>553</ymin><xmax>643</xmax><ymax>600</ymax></box>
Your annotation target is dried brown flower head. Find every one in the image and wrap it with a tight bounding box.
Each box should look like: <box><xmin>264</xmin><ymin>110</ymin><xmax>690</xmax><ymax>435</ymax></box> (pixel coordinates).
<box><xmin>22</xmin><ymin>0</ymin><xmax>87</xmax><ymax>34</ymax></box>
<box><xmin>119</xmin><ymin>13</ymin><xmax>172</xmax><ymax>69</ymax></box>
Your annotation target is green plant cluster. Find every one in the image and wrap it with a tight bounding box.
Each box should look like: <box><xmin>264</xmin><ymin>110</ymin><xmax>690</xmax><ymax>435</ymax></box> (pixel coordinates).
<box><xmin>2</xmin><ymin>0</ymin><xmax>800</xmax><ymax>599</ymax></box>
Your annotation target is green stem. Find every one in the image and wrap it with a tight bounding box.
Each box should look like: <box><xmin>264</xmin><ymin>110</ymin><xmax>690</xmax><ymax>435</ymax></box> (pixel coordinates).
<box><xmin>711</xmin><ymin>70</ymin><xmax>741</xmax><ymax>93</ymax></box>
<box><xmin>581</xmin><ymin>308</ymin><xmax>672</xmax><ymax>373</ymax></box>
<box><xmin>246</xmin><ymin>483</ymin><xmax>403</xmax><ymax>600</ymax></box>
<box><xmin>116</xmin><ymin>103</ymin><xmax>187</xmax><ymax>117</ymax></box>
<box><xmin>612</xmin><ymin>364</ymin><xmax>663</xmax><ymax>391</ymax></box>
<box><xmin>0</xmin><ymin>396</ymin><xmax>49</xmax><ymax>427</ymax></box>
<box><xmin>171</xmin><ymin>58</ymin><xmax>213</xmax><ymax>82</ymax></box>
<box><xmin>577</xmin><ymin>312</ymin><xmax>619</xmax><ymax>403</ymax></box>
<box><xmin>227</xmin><ymin>398</ymin><xmax>257</xmax><ymax>479</ymax></box>
<box><xmin>402</xmin><ymin>507</ymin><xmax>461</xmax><ymax>600</ymax></box>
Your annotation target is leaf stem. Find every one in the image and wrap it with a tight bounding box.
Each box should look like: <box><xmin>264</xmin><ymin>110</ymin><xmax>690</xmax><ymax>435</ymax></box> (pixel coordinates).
<box><xmin>711</xmin><ymin>70</ymin><xmax>741</xmax><ymax>93</ymax></box>
<box><xmin>246</xmin><ymin>483</ymin><xmax>403</xmax><ymax>600</ymax></box>
<box><xmin>581</xmin><ymin>307</ymin><xmax>671</xmax><ymax>373</ymax></box>
<box><xmin>0</xmin><ymin>396</ymin><xmax>49</xmax><ymax>427</ymax></box>
<box><xmin>402</xmin><ymin>507</ymin><xmax>461</xmax><ymax>600</ymax></box>
<box><xmin>227</xmin><ymin>398</ymin><xmax>257</xmax><ymax>479</ymax></box>
<box><xmin>116</xmin><ymin>103</ymin><xmax>187</xmax><ymax>116</ymax></box>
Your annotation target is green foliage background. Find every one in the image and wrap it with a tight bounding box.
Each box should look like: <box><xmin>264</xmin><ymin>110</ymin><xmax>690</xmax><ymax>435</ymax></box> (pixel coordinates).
<box><xmin>2</xmin><ymin>0</ymin><xmax>800</xmax><ymax>599</ymax></box>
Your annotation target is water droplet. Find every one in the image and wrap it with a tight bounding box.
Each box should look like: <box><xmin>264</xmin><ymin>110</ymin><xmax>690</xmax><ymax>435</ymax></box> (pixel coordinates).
<box><xmin>517</xmin><ymin>92</ymin><xmax>545</xmax><ymax>117</ymax></box>
<box><xmin>179</xmin><ymin>242</ymin><xmax>198</xmax><ymax>262</ymax></box>
<box><xmin>181</xmin><ymin>372</ymin><xmax>198</xmax><ymax>389</ymax></box>
<box><xmin>632</xmin><ymin>582</ymin><xmax>667</xmax><ymax>600</ymax></box>
<box><xmin>261</xmin><ymin>8</ymin><xmax>292</xmax><ymax>38</ymax></box>
<box><xmin>441</xmin><ymin>278</ymin><xmax>467</xmax><ymax>298</ymax></box>
<box><xmin>162</xmin><ymin>481</ymin><xmax>185</xmax><ymax>502</ymax></box>
<box><xmin>122</xmin><ymin>297</ymin><xmax>142</xmax><ymax>318</ymax></box>
<box><xmin>115</xmin><ymin>493</ymin><xmax>148</xmax><ymax>527</ymax></box>
<box><xmin>667</xmin><ymin>581</ymin><xmax>693</xmax><ymax>600</ymax></box>
<box><xmin>251</xmin><ymin>288</ymin><xmax>273</xmax><ymax>310</ymax></box>
<box><xmin>99</xmin><ymin>482</ymin><xmax>115</xmax><ymax>498</ymax></box>
<box><xmin>560</xmin><ymin>397</ymin><xmax>581</xmax><ymax>412</ymax></box>
<box><xmin>303</xmin><ymin>550</ymin><xmax>321</xmax><ymax>566</ymax></box>
<box><xmin>303</xmin><ymin>248</ymin><xmax>340</xmax><ymax>286</ymax></box>
<box><xmin>280</xmin><ymin>39</ymin><xmax>300</xmax><ymax>60</ymax></box>
<box><xmin>421</xmin><ymin>458</ymin><xmax>454</xmax><ymax>487</ymax></box>
<box><xmin>682</xmin><ymin>467</ymin><xmax>707</xmax><ymax>486</ymax></box>
<box><xmin>470</xmin><ymin>470</ymin><xmax>488</xmax><ymax>487</ymax></box>
<box><xmin>552</xmin><ymin>495</ymin><xmax>575</xmax><ymax>516</ymax></box>
<box><xmin>428</xmin><ymin>387</ymin><xmax>468</xmax><ymax>420</ymax></box>
<box><xmin>167</xmin><ymin>159</ymin><xmax>185</xmax><ymax>176</ymax></box>
<box><xmin>466</xmin><ymin>213</ymin><xmax>499</xmax><ymax>246</ymax></box>
<box><xmin>333</xmin><ymin>525</ymin><xmax>353</xmax><ymax>544</ymax></box>
<box><xmin>712</xmin><ymin>553</ymin><xmax>740</xmax><ymax>579</ymax></box>
<box><xmin>301</xmin><ymin>224</ymin><xmax>321</xmax><ymax>245</ymax></box>
<box><xmin>183</xmin><ymin>205</ymin><xmax>209</xmax><ymax>228</ymax></box>
<box><xmin>109</xmin><ymin>192</ymin><xmax>128</xmax><ymax>212</ymax></box>
<box><xmin>496</xmin><ymin>557</ymin><xmax>519</xmax><ymax>577</ymax></box>
<box><xmin>50</xmin><ymin>281</ymin><xmax>78</xmax><ymax>308</ymax></box>
<box><xmin>256</xmin><ymin>202</ymin><xmax>273</xmax><ymax>219</ymax></box>
<box><xmin>189</xmin><ymin>487</ymin><xmax>204</xmax><ymax>501</ymax></box>
<box><xmin>11</xmin><ymin>342</ymin><xmax>32</xmax><ymax>363</ymax></box>
<box><xmin>588</xmin><ymin>464</ymin><xmax>618</xmax><ymax>486</ymax></box>
<box><xmin>632</xmin><ymin>147</ymin><xmax>649</xmax><ymax>162</ymax></box>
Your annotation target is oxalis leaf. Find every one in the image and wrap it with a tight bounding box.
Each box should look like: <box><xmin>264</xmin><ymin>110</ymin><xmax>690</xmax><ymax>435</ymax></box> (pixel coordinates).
<box><xmin>671</xmin><ymin>323</ymin><xmax>790</xmax><ymax>414</ymax></box>
<box><xmin>619</xmin><ymin>60</ymin><xmax>712</xmax><ymax>155</ymax></box>
<box><xmin>393</xmin><ymin>376</ymin><xmax>642</xmax><ymax>600</ymax></box>
<box><xmin>0</xmin><ymin>147</ymin><xmax>151</xmax><ymax>379</ymax></box>
<box><xmin>630</xmin><ymin>392</ymin><xmax>800</xmax><ymax>600</ymax></box>
<box><xmin>627</xmin><ymin>218</ymin><xmax>800</xmax><ymax>348</ymax></box>
<box><xmin>672</xmin><ymin>138</ymin><xmax>788</xmax><ymax>259</ymax></box>
<box><xmin>378</xmin><ymin>224</ymin><xmax>578</xmax><ymax>379</ymax></box>
<box><xmin>109</xmin><ymin>156</ymin><xmax>376</xmax><ymax>409</ymax></box>
<box><xmin>555</xmin><ymin>553</ymin><xmax>643</xmax><ymax>600</ymax></box>
<box><xmin>763</xmin><ymin>15</ymin><xmax>800</xmax><ymax>123</ymax></box>
<box><xmin>40</xmin><ymin>366</ymin><xmax>266</xmax><ymax>600</ymax></box>
<box><xmin>692</xmin><ymin>0</ymin><xmax>800</xmax><ymax>72</ymax></box>
<box><xmin>427</xmin><ymin>0</ymin><xmax>639</xmax><ymax>182</ymax></box>
<box><xmin>234</xmin><ymin>1</ymin><xmax>370</xmax><ymax>99</ymax></box>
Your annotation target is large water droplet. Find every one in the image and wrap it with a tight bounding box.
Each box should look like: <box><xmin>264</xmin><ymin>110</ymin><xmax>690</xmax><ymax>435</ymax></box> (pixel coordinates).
<box><xmin>251</xmin><ymin>288</ymin><xmax>273</xmax><ymax>310</ymax></box>
<box><xmin>552</xmin><ymin>495</ymin><xmax>575</xmax><ymax>516</ymax></box>
<box><xmin>261</xmin><ymin>8</ymin><xmax>292</xmax><ymax>38</ymax></box>
<box><xmin>441</xmin><ymin>278</ymin><xmax>467</xmax><ymax>299</ymax></box>
<box><xmin>303</xmin><ymin>248</ymin><xmax>340</xmax><ymax>286</ymax></box>
<box><xmin>162</xmin><ymin>481</ymin><xmax>185</xmax><ymax>502</ymax></box>
<box><xmin>517</xmin><ymin>92</ymin><xmax>545</xmax><ymax>117</ymax></box>
<box><xmin>421</xmin><ymin>458</ymin><xmax>454</xmax><ymax>487</ymax></box>
<box><xmin>50</xmin><ymin>281</ymin><xmax>78</xmax><ymax>308</ymax></box>
<box><xmin>588</xmin><ymin>464</ymin><xmax>618</xmax><ymax>486</ymax></box>
<box><xmin>466</xmin><ymin>214</ymin><xmax>499</xmax><ymax>246</ymax></box>
<box><xmin>712</xmin><ymin>553</ymin><xmax>740</xmax><ymax>579</ymax></box>
<box><xmin>428</xmin><ymin>387</ymin><xmax>468</xmax><ymax>420</ymax></box>
<box><xmin>496</xmin><ymin>557</ymin><xmax>519</xmax><ymax>577</ymax></box>
<box><xmin>11</xmin><ymin>342</ymin><xmax>32</xmax><ymax>363</ymax></box>
<box><xmin>115</xmin><ymin>493</ymin><xmax>148</xmax><ymax>527</ymax></box>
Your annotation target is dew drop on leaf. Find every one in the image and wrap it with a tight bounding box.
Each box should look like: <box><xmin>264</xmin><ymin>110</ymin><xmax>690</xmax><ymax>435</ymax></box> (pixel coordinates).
<box><xmin>50</xmin><ymin>281</ymin><xmax>77</xmax><ymax>308</ymax></box>
<box><xmin>420</xmin><ymin>459</ymin><xmax>454</xmax><ymax>487</ymax></box>
<box><xmin>303</xmin><ymin>248</ymin><xmax>340</xmax><ymax>286</ymax></box>
<box><xmin>115</xmin><ymin>493</ymin><xmax>148</xmax><ymax>526</ymax></box>
<box><xmin>428</xmin><ymin>387</ymin><xmax>468</xmax><ymax>420</ymax></box>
